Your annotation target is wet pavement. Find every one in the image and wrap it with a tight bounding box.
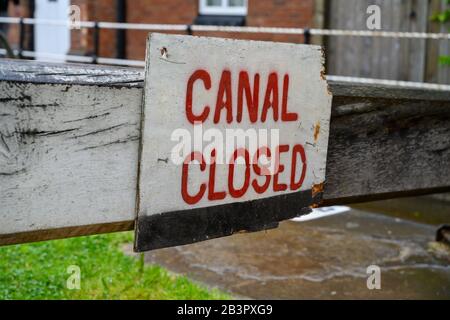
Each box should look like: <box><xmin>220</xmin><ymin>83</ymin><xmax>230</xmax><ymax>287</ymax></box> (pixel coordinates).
<box><xmin>144</xmin><ymin>197</ymin><xmax>450</xmax><ymax>299</ymax></box>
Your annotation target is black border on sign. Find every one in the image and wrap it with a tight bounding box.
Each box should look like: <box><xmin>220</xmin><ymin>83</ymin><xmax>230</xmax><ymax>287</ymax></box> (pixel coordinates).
<box><xmin>134</xmin><ymin>189</ymin><xmax>318</xmax><ymax>252</ymax></box>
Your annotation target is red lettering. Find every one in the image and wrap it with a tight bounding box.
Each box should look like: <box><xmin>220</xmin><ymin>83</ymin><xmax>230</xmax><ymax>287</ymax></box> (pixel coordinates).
<box><xmin>252</xmin><ymin>147</ymin><xmax>272</xmax><ymax>194</ymax></box>
<box><xmin>208</xmin><ymin>149</ymin><xmax>226</xmax><ymax>201</ymax></box>
<box><xmin>273</xmin><ymin>145</ymin><xmax>289</xmax><ymax>192</ymax></box>
<box><xmin>281</xmin><ymin>75</ymin><xmax>298</xmax><ymax>122</ymax></box>
<box><xmin>237</xmin><ymin>71</ymin><xmax>260</xmax><ymax>123</ymax></box>
<box><xmin>228</xmin><ymin>148</ymin><xmax>251</xmax><ymax>198</ymax></box>
<box><xmin>290</xmin><ymin>144</ymin><xmax>307</xmax><ymax>191</ymax></box>
<box><xmin>261</xmin><ymin>73</ymin><xmax>279</xmax><ymax>123</ymax></box>
<box><xmin>186</xmin><ymin>70</ymin><xmax>211</xmax><ymax>124</ymax></box>
<box><xmin>214</xmin><ymin>70</ymin><xmax>233</xmax><ymax>124</ymax></box>
<box><xmin>181</xmin><ymin>152</ymin><xmax>207</xmax><ymax>205</ymax></box>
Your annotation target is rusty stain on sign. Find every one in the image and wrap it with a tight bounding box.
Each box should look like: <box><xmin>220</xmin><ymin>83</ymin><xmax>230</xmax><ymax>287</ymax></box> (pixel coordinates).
<box><xmin>314</xmin><ymin>122</ymin><xmax>321</xmax><ymax>143</ymax></box>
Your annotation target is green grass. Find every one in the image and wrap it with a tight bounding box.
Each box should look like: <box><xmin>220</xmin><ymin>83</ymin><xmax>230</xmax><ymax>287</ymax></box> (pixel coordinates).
<box><xmin>0</xmin><ymin>232</ymin><xmax>229</xmax><ymax>300</ymax></box>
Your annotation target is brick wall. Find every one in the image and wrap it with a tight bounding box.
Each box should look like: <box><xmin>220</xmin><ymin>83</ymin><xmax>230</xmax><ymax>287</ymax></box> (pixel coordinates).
<box><xmin>249</xmin><ymin>0</ymin><xmax>314</xmax><ymax>27</ymax></box>
<box><xmin>192</xmin><ymin>0</ymin><xmax>315</xmax><ymax>56</ymax></box>
<box><xmin>126</xmin><ymin>0</ymin><xmax>316</xmax><ymax>60</ymax></box>
<box><xmin>126</xmin><ymin>0</ymin><xmax>199</xmax><ymax>60</ymax></box>
<box><xmin>72</xmin><ymin>0</ymin><xmax>316</xmax><ymax>61</ymax></box>
<box><xmin>3</xmin><ymin>0</ymin><xmax>317</xmax><ymax>61</ymax></box>
<box><xmin>5</xmin><ymin>0</ymin><xmax>33</xmax><ymax>52</ymax></box>
<box><xmin>70</xmin><ymin>0</ymin><xmax>117</xmax><ymax>58</ymax></box>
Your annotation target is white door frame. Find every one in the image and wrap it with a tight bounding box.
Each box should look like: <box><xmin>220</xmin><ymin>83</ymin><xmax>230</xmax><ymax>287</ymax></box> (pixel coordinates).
<box><xmin>34</xmin><ymin>0</ymin><xmax>71</xmax><ymax>62</ymax></box>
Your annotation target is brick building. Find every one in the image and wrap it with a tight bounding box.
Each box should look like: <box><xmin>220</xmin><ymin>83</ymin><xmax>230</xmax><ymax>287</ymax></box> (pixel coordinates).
<box><xmin>3</xmin><ymin>1</ymin><xmax>447</xmax><ymax>84</ymax></box>
<box><xmin>3</xmin><ymin>0</ymin><xmax>323</xmax><ymax>61</ymax></box>
<box><xmin>70</xmin><ymin>0</ymin><xmax>323</xmax><ymax>60</ymax></box>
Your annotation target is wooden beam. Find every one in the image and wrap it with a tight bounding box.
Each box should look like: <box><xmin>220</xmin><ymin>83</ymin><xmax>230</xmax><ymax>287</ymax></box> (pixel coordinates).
<box><xmin>1</xmin><ymin>60</ymin><xmax>449</xmax><ymax>246</ymax></box>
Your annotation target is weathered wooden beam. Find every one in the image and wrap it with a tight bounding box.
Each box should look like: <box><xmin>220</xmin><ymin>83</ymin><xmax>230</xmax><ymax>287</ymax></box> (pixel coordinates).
<box><xmin>323</xmin><ymin>83</ymin><xmax>450</xmax><ymax>204</ymax></box>
<box><xmin>1</xmin><ymin>60</ymin><xmax>449</xmax><ymax>246</ymax></box>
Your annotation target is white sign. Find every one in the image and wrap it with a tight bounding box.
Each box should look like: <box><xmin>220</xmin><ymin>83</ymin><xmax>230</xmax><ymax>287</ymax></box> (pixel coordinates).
<box><xmin>135</xmin><ymin>33</ymin><xmax>332</xmax><ymax>251</ymax></box>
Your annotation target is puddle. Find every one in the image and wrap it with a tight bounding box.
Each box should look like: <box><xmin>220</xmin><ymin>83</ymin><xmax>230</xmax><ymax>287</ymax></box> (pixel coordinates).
<box><xmin>353</xmin><ymin>195</ymin><xmax>450</xmax><ymax>226</ymax></box>
<box><xmin>145</xmin><ymin>205</ymin><xmax>450</xmax><ymax>299</ymax></box>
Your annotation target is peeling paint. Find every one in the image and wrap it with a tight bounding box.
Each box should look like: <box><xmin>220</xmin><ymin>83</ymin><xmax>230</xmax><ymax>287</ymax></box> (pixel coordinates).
<box><xmin>319</xmin><ymin>47</ymin><xmax>332</xmax><ymax>96</ymax></box>
<box><xmin>311</xmin><ymin>183</ymin><xmax>325</xmax><ymax>208</ymax></box>
<box><xmin>312</xmin><ymin>183</ymin><xmax>324</xmax><ymax>197</ymax></box>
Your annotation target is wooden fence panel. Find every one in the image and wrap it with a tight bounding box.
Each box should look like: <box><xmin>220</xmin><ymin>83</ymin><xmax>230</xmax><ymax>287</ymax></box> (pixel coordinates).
<box><xmin>326</xmin><ymin>0</ymin><xmax>448</xmax><ymax>84</ymax></box>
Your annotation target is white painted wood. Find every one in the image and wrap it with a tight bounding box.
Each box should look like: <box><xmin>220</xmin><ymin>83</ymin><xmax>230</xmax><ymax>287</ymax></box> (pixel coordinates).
<box><xmin>137</xmin><ymin>34</ymin><xmax>332</xmax><ymax>219</ymax></box>
<box><xmin>0</xmin><ymin>73</ymin><xmax>142</xmax><ymax>235</ymax></box>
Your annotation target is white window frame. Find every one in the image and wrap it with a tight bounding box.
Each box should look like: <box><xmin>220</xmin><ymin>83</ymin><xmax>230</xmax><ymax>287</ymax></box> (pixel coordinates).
<box><xmin>199</xmin><ymin>0</ymin><xmax>248</xmax><ymax>16</ymax></box>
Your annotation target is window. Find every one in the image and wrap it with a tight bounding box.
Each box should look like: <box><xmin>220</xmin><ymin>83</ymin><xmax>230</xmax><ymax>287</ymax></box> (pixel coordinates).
<box><xmin>199</xmin><ymin>0</ymin><xmax>247</xmax><ymax>16</ymax></box>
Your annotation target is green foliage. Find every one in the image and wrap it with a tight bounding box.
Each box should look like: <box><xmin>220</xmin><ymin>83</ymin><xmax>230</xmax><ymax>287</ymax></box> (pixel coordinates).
<box><xmin>440</xmin><ymin>55</ymin><xmax>450</xmax><ymax>65</ymax></box>
<box><xmin>431</xmin><ymin>0</ymin><xmax>450</xmax><ymax>66</ymax></box>
<box><xmin>0</xmin><ymin>232</ymin><xmax>229</xmax><ymax>300</ymax></box>
<box><xmin>431</xmin><ymin>9</ymin><xmax>450</xmax><ymax>23</ymax></box>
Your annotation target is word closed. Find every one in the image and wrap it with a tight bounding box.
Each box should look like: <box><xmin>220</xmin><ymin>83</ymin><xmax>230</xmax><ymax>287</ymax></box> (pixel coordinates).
<box><xmin>135</xmin><ymin>33</ymin><xmax>332</xmax><ymax>252</ymax></box>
